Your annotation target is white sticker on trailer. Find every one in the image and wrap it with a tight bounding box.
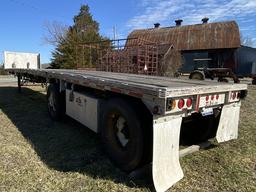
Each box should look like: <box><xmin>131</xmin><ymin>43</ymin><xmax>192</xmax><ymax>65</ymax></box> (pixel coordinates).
<box><xmin>66</xmin><ymin>90</ymin><xmax>98</xmax><ymax>132</ymax></box>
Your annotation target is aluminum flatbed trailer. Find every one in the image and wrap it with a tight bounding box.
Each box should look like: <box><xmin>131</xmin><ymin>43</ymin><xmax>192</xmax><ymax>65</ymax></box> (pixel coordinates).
<box><xmin>6</xmin><ymin>69</ymin><xmax>248</xmax><ymax>192</ymax></box>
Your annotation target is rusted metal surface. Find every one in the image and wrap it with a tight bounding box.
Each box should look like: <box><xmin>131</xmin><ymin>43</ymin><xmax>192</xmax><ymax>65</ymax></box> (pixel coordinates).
<box><xmin>126</xmin><ymin>21</ymin><xmax>241</xmax><ymax>52</ymax></box>
<box><xmin>77</xmin><ymin>39</ymin><xmax>160</xmax><ymax>75</ymax></box>
<box><xmin>97</xmin><ymin>43</ymin><xmax>159</xmax><ymax>75</ymax></box>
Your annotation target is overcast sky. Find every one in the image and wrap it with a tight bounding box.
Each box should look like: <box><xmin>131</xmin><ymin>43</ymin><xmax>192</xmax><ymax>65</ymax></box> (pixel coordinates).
<box><xmin>0</xmin><ymin>0</ymin><xmax>255</xmax><ymax>64</ymax></box>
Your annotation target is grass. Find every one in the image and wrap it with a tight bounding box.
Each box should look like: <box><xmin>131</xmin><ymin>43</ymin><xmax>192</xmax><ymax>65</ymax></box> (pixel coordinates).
<box><xmin>0</xmin><ymin>69</ymin><xmax>8</xmax><ymax>75</ymax></box>
<box><xmin>0</xmin><ymin>84</ymin><xmax>255</xmax><ymax>192</ymax></box>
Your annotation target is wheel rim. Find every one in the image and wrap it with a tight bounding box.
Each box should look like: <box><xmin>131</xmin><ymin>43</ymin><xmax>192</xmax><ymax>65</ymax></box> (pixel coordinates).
<box><xmin>114</xmin><ymin>115</ymin><xmax>130</xmax><ymax>148</ymax></box>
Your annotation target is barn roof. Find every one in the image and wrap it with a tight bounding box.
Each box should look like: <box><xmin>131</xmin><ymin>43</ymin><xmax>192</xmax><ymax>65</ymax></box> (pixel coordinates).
<box><xmin>126</xmin><ymin>21</ymin><xmax>241</xmax><ymax>51</ymax></box>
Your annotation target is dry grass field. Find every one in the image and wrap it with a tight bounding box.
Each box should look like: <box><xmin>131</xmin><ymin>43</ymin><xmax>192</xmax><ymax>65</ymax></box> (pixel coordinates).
<box><xmin>0</xmin><ymin>82</ymin><xmax>255</xmax><ymax>192</ymax></box>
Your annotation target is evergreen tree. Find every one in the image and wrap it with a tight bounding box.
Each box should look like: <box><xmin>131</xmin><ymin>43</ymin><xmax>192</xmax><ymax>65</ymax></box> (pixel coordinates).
<box><xmin>51</xmin><ymin>5</ymin><xmax>106</xmax><ymax>69</ymax></box>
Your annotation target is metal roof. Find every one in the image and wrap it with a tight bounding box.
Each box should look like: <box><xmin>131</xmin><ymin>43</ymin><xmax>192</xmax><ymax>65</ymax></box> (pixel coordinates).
<box><xmin>126</xmin><ymin>21</ymin><xmax>241</xmax><ymax>51</ymax></box>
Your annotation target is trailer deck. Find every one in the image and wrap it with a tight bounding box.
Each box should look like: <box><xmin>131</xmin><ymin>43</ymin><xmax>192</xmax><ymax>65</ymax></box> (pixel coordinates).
<box><xmin>8</xmin><ymin>69</ymin><xmax>247</xmax><ymax>98</ymax></box>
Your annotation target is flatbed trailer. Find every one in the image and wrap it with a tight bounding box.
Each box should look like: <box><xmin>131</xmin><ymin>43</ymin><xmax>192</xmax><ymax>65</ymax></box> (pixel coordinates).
<box><xmin>6</xmin><ymin>69</ymin><xmax>248</xmax><ymax>192</ymax></box>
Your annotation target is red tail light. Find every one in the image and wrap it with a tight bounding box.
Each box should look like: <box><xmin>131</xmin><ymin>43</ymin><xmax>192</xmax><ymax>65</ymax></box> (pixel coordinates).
<box><xmin>232</xmin><ymin>92</ymin><xmax>236</xmax><ymax>100</ymax></box>
<box><xmin>206</xmin><ymin>95</ymin><xmax>209</xmax><ymax>101</ymax></box>
<box><xmin>237</xmin><ymin>92</ymin><xmax>240</xmax><ymax>99</ymax></box>
<box><xmin>211</xmin><ymin>95</ymin><xmax>215</xmax><ymax>100</ymax></box>
<box><xmin>186</xmin><ymin>98</ymin><xmax>192</xmax><ymax>107</ymax></box>
<box><xmin>216</xmin><ymin>94</ymin><xmax>219</xmax><ymax>100</ymax></box>
<box><xmin>178</xmin><ymin>99</ymin><xmax>185</xmax><ymax>109</ymax></box>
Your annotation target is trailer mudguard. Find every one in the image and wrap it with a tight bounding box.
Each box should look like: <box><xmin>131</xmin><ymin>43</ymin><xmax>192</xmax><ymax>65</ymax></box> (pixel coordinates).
<box><xmin>216</xmin><ymin>102</ymin><xmax>241</xmax><ymax>143</ymax></box>
<box><xmin>152</xmin><ymin>115</ymin><xmax>184</xmax><ymax>192</ymax></box>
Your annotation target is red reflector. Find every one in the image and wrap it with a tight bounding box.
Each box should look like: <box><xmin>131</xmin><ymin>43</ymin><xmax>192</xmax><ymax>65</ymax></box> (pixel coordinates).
<box><xmin>232</xmin><ymin>92</ymin><xmax>236</xmax><ymax>100</ymax></box>
<box><xmin>186</xmin><ymin>98</ymin><xmax>192</xmax><ymax>107</ymax></box>
<box><xmin>237</xmin><ymin>92</ymin><xmax>240</xmax><ymax>99</ymax></box>
<box><xmin>178</xmin><ymin>99</ymin><xmax>185</xmax><ymax>109</ymax></box>
<box><xmin>206</xmin><ymin>95</ymin><xmax>209</xmax><ymax>101</ymax></box>
<box><xmin>216</xmin><ymin>94</ymin><xmax>219</xmax><ymax>100</ymax></box>
<box><xmin>211</xmin><ymin>95</ymin><xmax>215</xmax><ymax>100</ymax></box>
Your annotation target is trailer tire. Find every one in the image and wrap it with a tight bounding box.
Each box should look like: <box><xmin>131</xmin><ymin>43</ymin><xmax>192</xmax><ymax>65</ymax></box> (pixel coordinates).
<box><xmin>47</xmin><ymin>83</ymin><xmax>65</xmax><ymax>121</ymax></box>
<box><xmin>101</xmin><ymin>98</ymin><xmax>144</xmax><ymax>172</ymax></box>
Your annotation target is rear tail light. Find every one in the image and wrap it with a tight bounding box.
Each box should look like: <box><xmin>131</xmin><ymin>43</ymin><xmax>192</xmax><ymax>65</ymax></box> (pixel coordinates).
<box><xmin>167</xmin><ymin>97</ymin><xmax>194</xmax><ymax>112</ymax></box>
<box><xmin>166</xmin><ymin>99</ymin><xmax>176</xmax><ymax>110</ymax></box>
<box><xmin>178</xmin><ymin>99</ymin><xmax>185</xmax><ymax>109</ymax></box>
<box><xmin>237</xmin><ymin>92</ymin><xmax>240</xmax><ymax>99</ymax></box>
<box><xmin>205</xmin><ymin>94</ymin><xmax>221</xmax><ymax>102</ymax></box>
<box><xmin>232</xmin><ymin>92</ymin><xmax>236</xmax><ymax>100</ymax></box>
<box><xmin>172</xmin><ymin>100</ymin><xmax>176</xmax><ymax>109</ymax></box>
<box><xmin>186</xmin><ymin>98</ymin><xmax>192</xmax><ymax>107</ymax></box>
<box><xmin>229</xmin><ymin>91</ymin><xmax>241</xmax><ymax>102</ymax></box>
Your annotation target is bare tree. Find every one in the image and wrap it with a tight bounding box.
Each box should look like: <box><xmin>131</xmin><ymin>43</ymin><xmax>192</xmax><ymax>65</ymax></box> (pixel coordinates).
<box><xmin>240</xmin><ymin>34</ymin><xmax>254</xmax><ymax>47</ymax></box>
<box><xmin>43</xmin><ymin>21</ymin><xmax>69</xmax><ymax>46</ymax></box>
<box><xmin>159</xmin><ymin>46</ymin><xmax>182</xmax><ymax>77</ymax></box>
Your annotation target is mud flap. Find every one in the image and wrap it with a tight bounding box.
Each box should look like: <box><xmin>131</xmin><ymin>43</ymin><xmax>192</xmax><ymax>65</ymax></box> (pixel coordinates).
<box><xmin>216</xmin><ymin>102</ymin><xmax>241</xmax><ymax>143</ymax></box>
<box><xmin>152</xmin><ymin>115</ymin><xmax>184</xmax><ymax>192</ymax></box>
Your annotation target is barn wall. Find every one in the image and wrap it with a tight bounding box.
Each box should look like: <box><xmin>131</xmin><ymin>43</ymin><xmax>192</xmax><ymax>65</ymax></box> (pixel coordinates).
<box><xmin>235</xmin><ymin>46</ymin><xmax>256</xmax><ymax>76</ymax></box>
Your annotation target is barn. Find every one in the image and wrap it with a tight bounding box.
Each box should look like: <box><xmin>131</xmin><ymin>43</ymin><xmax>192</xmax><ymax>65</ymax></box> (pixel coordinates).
<box><xmin>125</xmin><ymin>19</ymin><xmax>241</xmax><ymax>75</ymax></box>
